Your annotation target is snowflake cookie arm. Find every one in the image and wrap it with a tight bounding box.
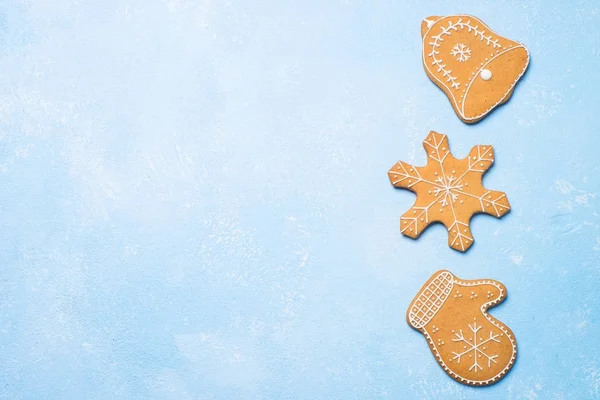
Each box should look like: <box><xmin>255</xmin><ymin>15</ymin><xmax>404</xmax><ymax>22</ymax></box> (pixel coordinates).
<box><xmin>387</xmin><ymin>131</ymin><xmax>449</xmax><ymax>195</ymax></box>
<box><xmin>388</xmin><ymin>161</ymin><xmax>430</xmax><ymax>192</ymax></box>
<box><xmin>446</xmin><ymin>202</ymin><xmax>475</xmax><ymax>252</ymax></box>
<box><xmin>462</xmin><ymin>145</ymin><xmax>495</xmax><ymax>176</ymax></box>
<box><xmin>400</xmin><ymin>192</ymin><xmax>445</xmax><ymax>239</ymax></box>
<box><xmin>422</xmin><ymin>131</ymin><xmax>452</xmax><ymax>168</ymax></box>
<box><xmin>456</xmin><ymin>145</ymin><xmax>511</xmax><ymax>218</ymax></box>
<box><xmin>475</xmin><ymin>189</ymin><xmax>510</xmax><ymax>218</ymax></box>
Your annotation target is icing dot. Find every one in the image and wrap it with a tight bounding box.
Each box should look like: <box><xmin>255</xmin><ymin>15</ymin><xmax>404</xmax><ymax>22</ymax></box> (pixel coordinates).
<box><xmin>480</xmin><ymin>69</ymin><xmax>493</xmax><ymax>81</ymax></box>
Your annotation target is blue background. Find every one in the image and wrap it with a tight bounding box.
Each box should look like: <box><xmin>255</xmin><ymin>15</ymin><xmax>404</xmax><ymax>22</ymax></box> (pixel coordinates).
<box><xmin>0</xmin><ymin>0</ymin><xmax>598</xmax><ymax>399</ymax></box>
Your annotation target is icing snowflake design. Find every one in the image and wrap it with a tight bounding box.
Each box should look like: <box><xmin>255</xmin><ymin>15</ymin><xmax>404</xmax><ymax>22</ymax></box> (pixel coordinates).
<box><xmin>450</xmin><ymin>321</ymin><xmax>500</xmax><ymax>372</ymax></box>
<box><xmin>388</xmin><ymin>131</ymin><xmax>510</xmax><ymax>252</ymax></box>
<box><xmin>434</xmin><ymin>175</ymin><xmax>464</xmax><ymax>206</ymax></box>
<box><xmin>450</xmin><ymin>43</ymin><xmax>471</xmax><ymax>62</ymax></box>
<box><xmin>426</xmin><ymin>18</ymin><xmax>502</xmax><ymax>91</ymax></box>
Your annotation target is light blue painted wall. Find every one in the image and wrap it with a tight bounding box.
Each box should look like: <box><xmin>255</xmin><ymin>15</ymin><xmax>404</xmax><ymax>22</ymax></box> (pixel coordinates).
<box><xmin>0</xmin><ymin>0</ymin><xmax>597</xmax><ymax>398</ymax></box>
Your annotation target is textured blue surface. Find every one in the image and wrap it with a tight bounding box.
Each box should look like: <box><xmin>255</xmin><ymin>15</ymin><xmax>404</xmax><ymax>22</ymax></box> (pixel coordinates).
<box><xmin>0</xmin><ymin>0</ymin><xmax>599</xmax><ymax>399</ymax></box>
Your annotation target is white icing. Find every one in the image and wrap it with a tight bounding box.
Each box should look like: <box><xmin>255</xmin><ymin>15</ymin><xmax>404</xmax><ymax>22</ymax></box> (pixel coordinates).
<box><xmin>451</xmin><ymin>43</ymin><xmax>471</xmax><ymax>62</ymax></box>
<box><xmin>389</xmin><ymin>132</ymin><xmax>508</xmax><ymax>251</ymax></box>
<box><xmin>409</xmin><ymin>271</ymin><xmax>517</xmax><ymax>386</ymax></box>
<box><xmin>422</xmin><ymin>15</ymin><xmax>530</xmax><ymax>121</ymax></box>
<box><xmin>480</xmin><ymin>69</ymin><xmax>492</xmax><ymax>80</ymax></box>
<box><xmin>426</xmin><ymin>17</ymin><xmax>502</xmax><ymax>91</ymax></box>
<box><xmin>407</xmin><ymin>271</ymin><xmax>453</xmax><ymax>329</ymax></box>
<box><xmin>451</xmin><ymin>321</ymin><xmax>500</xmax><ymax>372</ymax></box>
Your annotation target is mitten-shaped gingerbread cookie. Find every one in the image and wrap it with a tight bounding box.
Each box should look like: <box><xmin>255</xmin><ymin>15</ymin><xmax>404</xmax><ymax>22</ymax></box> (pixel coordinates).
<box><xmin>407</xmin><ymin>270</ymin><xmax>516</xmax><ymax>386</ymax></box>
<box><xmin>421</xmin><ymin>15</ymin><xmax>529</xmax><ymax>123</ymax></box>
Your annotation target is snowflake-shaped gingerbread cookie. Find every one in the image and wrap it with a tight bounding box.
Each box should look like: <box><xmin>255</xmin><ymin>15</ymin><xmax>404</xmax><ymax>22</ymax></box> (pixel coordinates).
<box><xmin>388</xmin><ymin>131</ymin><xmax>510</xmax><ymax>252</ymax></box>
<box><xmin>407</xmin><ymin>270</ymin><xmax>517</xmax><ymax>386</ymax></box>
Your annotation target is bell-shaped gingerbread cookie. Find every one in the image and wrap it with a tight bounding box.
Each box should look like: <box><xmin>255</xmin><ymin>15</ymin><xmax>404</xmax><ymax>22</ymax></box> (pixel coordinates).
<box><xmin>421</xmin><ymin>15</ymin><xmax>530</xmax><ymax>123</ymax></box>
<box><xmin>407</xmin><ymin>270</ymin><xmax>516</xmax><ymax>386</ymax></box>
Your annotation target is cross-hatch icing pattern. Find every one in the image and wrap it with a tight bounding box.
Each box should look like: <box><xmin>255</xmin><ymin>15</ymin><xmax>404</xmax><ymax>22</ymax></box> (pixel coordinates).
<box><xmin>427</xmin><ymin>18</ymin><xmax>501</xmax><ymax>90</ymax></box>
<box><xmin>388</xmin><ymin>131</ymin><xmax>510</xmax><ymax>252</ymax></box>
<box><xmin>408</xmin><ymin>271</ymin><xmax>453</xmax><ymax>329</ymax></box>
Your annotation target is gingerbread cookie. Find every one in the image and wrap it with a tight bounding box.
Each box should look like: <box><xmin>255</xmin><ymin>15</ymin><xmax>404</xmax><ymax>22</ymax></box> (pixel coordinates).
<box><xmin>407</xmin><ymin>270</ymin><xmax>516</xmax><ymax>386</ymax></box>
<box><xmin>421</xmin><ymin>15</ymin><xmax>530</xmax><ymax>123</ymax></box>
<box><xmin>388</xmin><ymin>131</ymin><xmax>510</xmax><ymax>252</ymax></box>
